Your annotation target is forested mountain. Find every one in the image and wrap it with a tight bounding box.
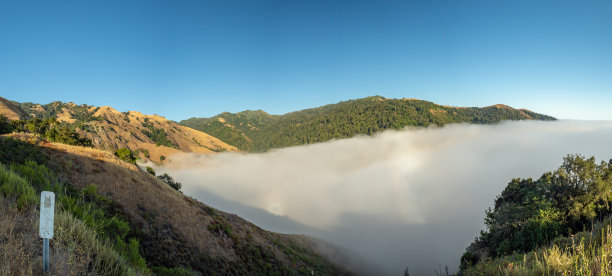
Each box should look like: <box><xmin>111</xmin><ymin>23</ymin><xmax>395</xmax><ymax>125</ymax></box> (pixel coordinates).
<box><xmin>180</xmin><ymin>96</ymin><xmax>556</xmax><ymax>152</ymax></box>
<box><xmin>16</xmin><ymin>101</ymin><xmax>237</xmax><ymax>162</ymax></box>
<box><xmin>180</xmin><ymin>110</ymin><xmax>280</xmax><ymax>152</ymax></box>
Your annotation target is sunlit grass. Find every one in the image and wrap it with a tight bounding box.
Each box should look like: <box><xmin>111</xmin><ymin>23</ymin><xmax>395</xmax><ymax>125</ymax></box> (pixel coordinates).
<box><xmin>464</xmin><ymin>221</ymin><xmax>612</xmax><ymax>275</ymax></box>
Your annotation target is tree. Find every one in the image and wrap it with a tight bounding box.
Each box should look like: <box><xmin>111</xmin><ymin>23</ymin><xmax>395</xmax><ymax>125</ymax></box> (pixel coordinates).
<box><xmin>157</xmin><ymin>173</ymin><xmax>181</xmax><ymax>192</ymax></box>
<box><xmin>462</xmin><ymin>154</ymin><xmax>612</xmax><ymax>269</ymax></box>
<box><xmin>146</xmin><ymin>166</ymin><xmax>156</xmax><ymax>176</ymax></box>
<box><xmin>0</xmin><ymin>115</ymin><xmax>13</xmax><ymax>134</ymax></box>
<box><xmin>115</xmin><ymin>148</ymin><xmax>136</xmax><ymax>164</ymax></box>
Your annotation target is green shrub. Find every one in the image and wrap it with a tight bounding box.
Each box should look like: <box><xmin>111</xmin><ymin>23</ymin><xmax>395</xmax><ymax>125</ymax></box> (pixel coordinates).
<box><xmin>11</xmin><ymin>117</ymin><xmax>92</xmax><ymax>146</ymax></box>
<box><xmin>0</xmin><ymin>164</ymin><xmax>37</xmax><ymax>209</ymax></box>
<box><xmin>0</xmin><ymin>115</ymin><xmax>13</xmax><ymax>134</ymax></box>
<box><xmin>10</xmin><ymin>160</ymin><xmax>61</xmax><ymax>192</ymax></box>
<box><xmin>157</xmin><ymin>173</ymin><xmax>181</xmax><ymax>192</ymax></box>
<box><xmin>115</xmin><ymin>148</ymin><xmax>137</xmax><ymax>164</ymax></box>
<box><xmin>0</xmin><ymin>137</ymin><xmax>50</xmax><ymax>165</ymax></box>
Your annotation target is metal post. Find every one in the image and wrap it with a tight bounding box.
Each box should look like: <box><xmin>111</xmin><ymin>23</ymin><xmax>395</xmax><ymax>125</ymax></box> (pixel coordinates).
<box><xmin>40</xmin><ymin>191</ymin><xmax>55</xmax><ymax>273</ymax></box>
<box><xmin>43</xmin><ymin>238</ymin><xmax>49</xmax><ymax>272</ymax></box>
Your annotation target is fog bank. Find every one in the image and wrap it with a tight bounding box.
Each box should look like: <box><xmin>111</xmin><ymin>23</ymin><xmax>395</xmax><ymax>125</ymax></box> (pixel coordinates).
<box><xmin>151</xmin><ymin>120</ymin><xmax>612</xmax><ymax>275</ymax></box>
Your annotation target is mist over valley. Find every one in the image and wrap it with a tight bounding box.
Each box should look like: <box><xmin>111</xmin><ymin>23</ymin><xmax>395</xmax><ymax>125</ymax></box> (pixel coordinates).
<box><xmin>150</xmin><ymin>120</ymin><xmax>612</xmax><ymax>275</ymax></box>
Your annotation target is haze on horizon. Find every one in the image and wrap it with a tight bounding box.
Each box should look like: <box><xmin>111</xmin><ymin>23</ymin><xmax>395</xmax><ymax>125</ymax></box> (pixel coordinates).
<box><xmin>1</xmin><ymin>0</ymin><xmax>611</xmax><ymax>121</ymax></box>
<box><xmin>150</xmin><ymin>120</ymin><xmax>612</xmax><ymax>275</ymax></box>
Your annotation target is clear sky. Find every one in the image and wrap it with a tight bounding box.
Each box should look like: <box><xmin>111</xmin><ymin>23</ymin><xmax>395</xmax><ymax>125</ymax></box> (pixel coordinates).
<box><xmin>1</xmin><ymin>0</ymin><xmax>611</xmax><ymax>121</ymax></box>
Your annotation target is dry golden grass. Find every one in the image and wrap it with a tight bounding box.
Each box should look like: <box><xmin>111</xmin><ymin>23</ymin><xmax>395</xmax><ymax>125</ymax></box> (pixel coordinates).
<box><xmin>0</xmin><ymin>196</ymin><xmax>94</xmax><ymax>276</ymax></box>
<box><xmin>54</xmin><ymin>108</ymin><xmax>76</xmax><ymax>124</ymax></box>
<box><xmin>36</xmin><ymin>138</ymin><xmax>343</xmax><ymax>273</ymax></box>
<box><xmin>42</xmin><ymin>140</ymin><xmax>238</xmax><ymax>260</ymax></box>
<box><xmin>76</xmin><ymin>105</ymin><xmax>238</xmax><ymax>163</ymax></box>
<box><xmin>0</xmin><ymin>96</ymin><xmax>27</xmax><ymax>120</ymax></box>
<box><xmin>465</xmin><ymin>223</ymin><xmax>612</xmax><ymax>275</ymax></box>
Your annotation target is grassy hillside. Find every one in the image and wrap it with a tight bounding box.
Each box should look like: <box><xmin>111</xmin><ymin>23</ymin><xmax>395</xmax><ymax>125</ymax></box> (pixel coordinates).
<box><xmin>0</xmin><ymin>134</ymin><xmax>349</xmax><ymax>275</ymax></box>
<box><xmin>16</xmin><ymin>101</ymin><xmax>238</xmax><ymax>162</ymax></box>
<box><xmin>0</xmin><ymin>96</ymin><xmax>27</xmax><ymax>121</ymax></box>
<box><xmin>460</xmin><ymin>155</ymin><xmax>612</xmax><ymax>275</ymax></box>
<box><xmin>0</xmin><ymin>136</ymin><xmax>147</xmax><ymax>275</ymax></box>
<box><xmin>180</xmin><ymin>96</ymin><xmax>556</xmax><ymax>152</ymax></box>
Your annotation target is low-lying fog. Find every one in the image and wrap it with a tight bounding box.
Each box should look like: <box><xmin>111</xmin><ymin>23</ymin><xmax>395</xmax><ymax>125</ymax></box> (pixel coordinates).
<box><xmin>149</xmin><ymin>120</ymin><xmax>612</xmax><ymax>275</ymax></box>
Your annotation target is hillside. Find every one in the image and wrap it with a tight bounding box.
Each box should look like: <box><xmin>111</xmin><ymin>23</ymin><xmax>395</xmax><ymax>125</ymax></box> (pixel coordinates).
<box><xmin>180</xmin><ymin>110</ymin><xmax>280</xmax><ymax>152</ymax></box>
<box><xmin>0</xmin><ymin>134</ymin><xmax>349</xmax><ymax>275</ymax></box>
<box><xmin>18</xmin><ymin>101</ymin><xmax>238</xmax><ymax>162</ymax></box>
<box><xmin>460</xmin><ymin>155</ymin><xmax>612</xmax><ymax>275</ymax></box>
<box><xmin>180</xmin><ymin>96</ymin><xmax>556</xmax><ymax>152</ymax></box>
<box><xmin>0</xmin><ymin>96</ymin><xmax>27</xmax><ymax>121</ymax></box>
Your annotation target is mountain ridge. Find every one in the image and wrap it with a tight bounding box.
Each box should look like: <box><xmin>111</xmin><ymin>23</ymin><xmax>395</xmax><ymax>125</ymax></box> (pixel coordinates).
<box><xmin>180</xmin><ymin>96</ymin><xmax>557</xmax><ymax>152</ymax></box>
<box><xmin>16</xmin><ymin>101</ymin><xmax>238</xmax><ymax>162</ymax></box>
<box><xmin>0</xmin><ymin>96</ymin><xmax>28</xmax><ymax>120</ymax></box>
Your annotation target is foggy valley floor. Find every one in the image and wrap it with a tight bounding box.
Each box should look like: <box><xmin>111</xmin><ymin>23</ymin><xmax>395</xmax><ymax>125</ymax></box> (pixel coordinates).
<box><xmin>146</xmin><ymin>120</ymin><xmax>612</xmax><ymax>275</ymax></box>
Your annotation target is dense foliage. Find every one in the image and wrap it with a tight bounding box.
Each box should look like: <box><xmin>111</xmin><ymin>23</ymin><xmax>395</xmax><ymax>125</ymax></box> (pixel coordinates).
<box><xmin>0</xmin><ymin>116</ymin><xmax>12</xmax><ymax>134</ymax></box>
<box><xmin>9</xmin><ymin>117</ymin><xmax>93</xmax><ymax>146</ymax></box>
<box><xmin>19</xmin><ymin>101</ymin><xmax>102</xmax><ymax>122</ymax></box>
<box><xmin>461</xmin><ymin>155</ymin><xmax>612</xmax><ymax>271</ymax></box>
<box><xmin>115</xmin><ymin>147</ymin><xmax>137</xmax><ymax>164</ymax></box>
<box><xmin>181</xmin><ymin>110</ymin><xmax>278</xmax><ymax>151</ymax></box>
<box><xmin>181</xmin><ymin>96</ymin><xmax>555</xmax><ymax>152</ymax></box>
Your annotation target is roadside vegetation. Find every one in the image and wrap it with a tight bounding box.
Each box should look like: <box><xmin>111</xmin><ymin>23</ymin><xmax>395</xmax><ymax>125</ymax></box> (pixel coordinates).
<box><xmin>461</xmin><ymin>155</ymin><xmax>612</xmax><ymax>275</ymax></box>
<box><xmin>0</xmin><ymin>137</ymin><xmax>147</xmax><ymax>275</ymax></box>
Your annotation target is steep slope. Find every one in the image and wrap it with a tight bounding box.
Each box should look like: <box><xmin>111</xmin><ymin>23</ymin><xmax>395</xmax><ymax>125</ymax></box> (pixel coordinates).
<box><xmin>19</xmin><ymin>101</ymin><xmax>238</xmax><ymax>162</ymax></box>
<box><xmin>0</xmin><ymin>96</ymin><xmax>27</xmax><ymax>120</ymax></box>
<box><xmin>180</xmin><ymin>96</ymin><xmax>557</xmax><ymax>152</ymax></box>
<box><xmin>3</xmin><ymin>134</ymin><xmax>347</xmax><ymax>275</ymax></box>
<box><xmin>0</xmin><ymin>133</ymin><xmax>349</xmax><ymax>275</ymax></box>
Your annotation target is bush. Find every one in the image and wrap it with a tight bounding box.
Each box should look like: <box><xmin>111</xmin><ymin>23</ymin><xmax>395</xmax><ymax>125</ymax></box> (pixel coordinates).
<box><xmin>146</xmin><ymin>166</ymin><xmax>156</xmax><ymax>176</ymax></box>
<box><xmin>157</xmin><ymin>173</ymin><xmax>181</xmax><ymax>192</ymax></box>
<box><xmin>0</xmin><ymin>115</ymin><xmax>13</xmax><ymax>134</ymax></box>
<box><xmin>115</xmin><ymin>148</ymin><xmax>136</xmax><ymax>164</ymax></box>
<box><xmin>11</xmin><ymin>117</ymin><xmax>92</xmax><ymax>146</ymax></box>
<box><xmin>0</xmin><ymin>164</ymin><xmax>37</xmax><ymax>209</ymax></box>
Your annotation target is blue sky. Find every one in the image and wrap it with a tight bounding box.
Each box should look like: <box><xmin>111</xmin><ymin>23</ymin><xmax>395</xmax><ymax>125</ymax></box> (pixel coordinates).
<box><xmin>1</xmin><ymin>0</ymin><xmax>611</xmax><ymax>121</ymax></box>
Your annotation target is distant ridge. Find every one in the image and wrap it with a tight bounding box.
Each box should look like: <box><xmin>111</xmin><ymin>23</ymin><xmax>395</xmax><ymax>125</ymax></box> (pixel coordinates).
<box><xmin>180</xmin><ymin>96</ymin><xmax>556</xmax><ymax>152</ymax></box>
<box><xmin>0</xmin><ymin>96</ymin><xmax>27</xmax><ymax>120</ymax></box>
<box><xmin>17</xmin><ymin>101</ymin><xmax>238</xmax><ymax>162</ymax></box>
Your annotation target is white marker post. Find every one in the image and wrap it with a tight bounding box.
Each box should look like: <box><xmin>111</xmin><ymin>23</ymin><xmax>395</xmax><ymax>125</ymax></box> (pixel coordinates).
<box><xmin>39</xmin><ymin>191</ymin><xmax>55</xmax><ymax>273</ymax></box>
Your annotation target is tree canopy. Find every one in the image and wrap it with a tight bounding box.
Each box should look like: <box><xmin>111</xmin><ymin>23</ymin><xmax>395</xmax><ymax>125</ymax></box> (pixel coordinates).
<box><xmin>180</xmin><ymin>96</ymin><xmax>555</xmax><ymax>152</ymax></box>
<box><xmin>462</xmin><ymin>155</ymin><xmax>612</xmax><ymax>270</ymax></box>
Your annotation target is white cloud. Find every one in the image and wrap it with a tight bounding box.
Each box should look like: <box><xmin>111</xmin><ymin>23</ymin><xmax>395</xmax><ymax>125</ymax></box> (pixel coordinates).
<box><xmin>150</xmin><ymin>120</ymin><xmax>612</xmax><ymax>275</ymax></box>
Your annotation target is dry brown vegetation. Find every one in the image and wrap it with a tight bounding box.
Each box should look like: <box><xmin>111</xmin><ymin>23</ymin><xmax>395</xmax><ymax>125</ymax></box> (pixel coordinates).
<box><xmin>52</xmin><ymin>105</ymin><xmax>239</xmax><ymax>162</ymax></box>
<box><xmin>0</xmin><ymin>194</ymin><xmax>122</xmax><ymax>276</ymax></box>
<box><xmin>0</xmin><ymin>97</ymin><xmax>27</xmax><ymax>121</ymax></box>
<box><xmin>29</xmin><ymin>137</ymin><xmax>348</xmax><ymax>274</ymax></box>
